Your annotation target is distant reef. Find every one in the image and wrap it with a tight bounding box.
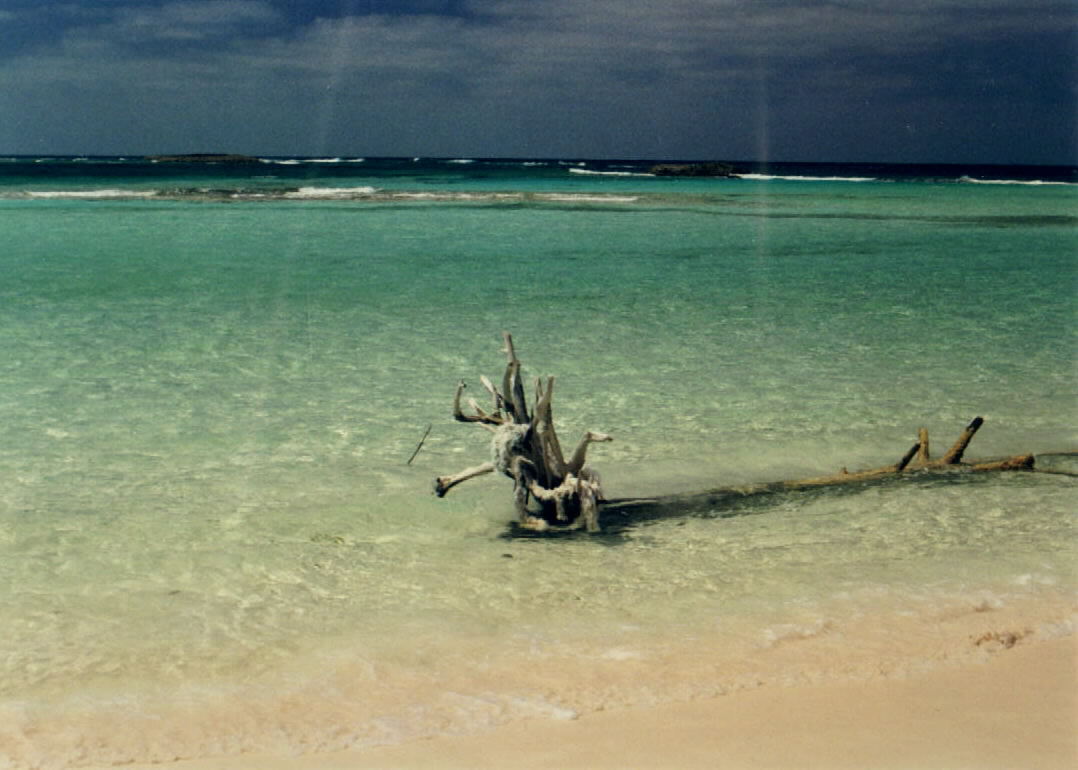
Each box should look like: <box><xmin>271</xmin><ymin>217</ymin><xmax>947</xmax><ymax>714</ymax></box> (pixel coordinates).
<box><xmin>147</xmin><ymin>153</ymin><xmax>262</xmax><ymax>164</ymax></box>
<box><xmin>648</xmin><ymin>162</ymin><xmax>738</xmax><ymax>177</ymax></box>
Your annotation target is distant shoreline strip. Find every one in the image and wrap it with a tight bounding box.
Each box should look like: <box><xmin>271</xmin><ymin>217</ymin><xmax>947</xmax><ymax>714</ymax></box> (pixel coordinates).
<box><xmin>12</xmin><ymin>174</ymin><xmax>1075</xmax><ymax>203</ymax></box>
<box><xmin>16</xmin><ymin>188</ymin><xmax>646</xmax><ymax>203</ymax></box>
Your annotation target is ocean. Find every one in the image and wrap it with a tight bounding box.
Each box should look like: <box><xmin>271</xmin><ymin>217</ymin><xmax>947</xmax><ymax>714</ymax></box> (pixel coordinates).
<box><xmin>1</xmin><ymin>156</ymin><xmax>1075</xmax><ymax>767</ymax></box>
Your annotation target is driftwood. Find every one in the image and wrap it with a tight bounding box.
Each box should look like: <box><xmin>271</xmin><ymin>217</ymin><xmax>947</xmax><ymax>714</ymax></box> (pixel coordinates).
<box><xmin>600</xmin><ymin>434</ymin><xmax>1053</xmax><ymax>534</ymax></box>
<box><xmin>433</xmin><ymin>334</ymin><xmax>1042</xmax><ymax>533</ymax></box>
<box><xmin>434</xmin><ymin>332</ymin><xmax>611</xmax><ymax>532</ymax></box>
<box><xmin>771</xmin><ymin>416</ymin><xmax>1035</xmax><ymax>491</ymax></box>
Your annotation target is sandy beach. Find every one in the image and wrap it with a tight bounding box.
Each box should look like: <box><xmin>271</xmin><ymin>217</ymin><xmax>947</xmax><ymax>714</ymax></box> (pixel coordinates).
<box><xmin>97</xmin><ymin>634</ymin><xmax>1075</xmax><ymax>770</ymax></box>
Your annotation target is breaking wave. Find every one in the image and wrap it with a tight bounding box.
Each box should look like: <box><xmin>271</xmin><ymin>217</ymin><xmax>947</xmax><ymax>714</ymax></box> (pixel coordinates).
<box><xmin>958</xmin><ymin>175</ymin><xmax>1076</xmax><ymax>187</ymax></box>
<box><xmin>25</xmin><ymin>189</ymin><xmax>160</xmax><ymax>199</ymax></box>
<box><xmin>737</xmin><ymin>173</ymin><xmax>876</xmax><ymax>182</ymax></box>
<box><xmin>8</xmin><ymin>187</ymin><xmax>644</xmax><ymax>205</ymax></box>
<box><xmin>569</xmin><ymin>168</ymin><xmax>652</xmax><ymax>177</ymax></box>
<box><xmin>282</xmin><ymin>186</ymin><xmax>380</xmax><ymax>198</ymax></box>
<box><xmin>261</xmin><ymin>157</ymin><xmax>367</xmax><ymax>165</ymax></box>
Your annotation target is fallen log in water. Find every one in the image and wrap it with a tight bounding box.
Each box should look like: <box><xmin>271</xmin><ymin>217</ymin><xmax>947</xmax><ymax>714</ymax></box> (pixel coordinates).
<box><xmin>601</xmin><ymin>442</ymin><xmax>1043</xmax><ymax>531</ymax></box>
<box><xmin>768</xmin><ymin>416</ymin><xmax>1035</xmax><ymax>491</ymax></box>
<box><xmin>571</xmin><ymin>433</ymin><xmax>1046</xmax><ymax>537</ymax></box>
<box><xmin>432</xmin><ymin>334</ymin><xmax>1046</xmax><ymax>533</ymax></box>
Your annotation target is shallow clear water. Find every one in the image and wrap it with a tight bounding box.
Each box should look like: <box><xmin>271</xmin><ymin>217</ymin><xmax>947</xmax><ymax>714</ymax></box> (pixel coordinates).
<box><xmin>0</xmin><ymin>159</ymin><xmax>1075</xmax><ymax>767</ymax></box>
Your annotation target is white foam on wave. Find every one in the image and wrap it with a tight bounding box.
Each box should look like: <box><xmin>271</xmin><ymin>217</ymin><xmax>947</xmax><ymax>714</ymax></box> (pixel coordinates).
<box><xmin>959</xmin><ymin>175</ymin><xmax>1075</xmax><ymax>186</ymax></box>
<box><xmin>568</xmin><ymin>168</ymin><xmax>650</xmax><ymax>177</ymax></box>
<box><xmin>389</xmin><ymin>191</ymin><xmax>523</xmax><ymax>202</ymax></box>
<box><xmin>538</xmin><ymin>193</ymin><xmax>640</xmax><ymax>203</ymax></box>
<box><xmin>282</xmin><ymin>186</ymin><xmax>379</xmax><ymax>199</ymax></box>
<box><xmin>388</xmin><ymin>192</ymin><xmax>452</xmax><ymax>201</ymax></box>
<box><xmin>384</xmin><ymin>191</ymin><xmax>637</xmax><ymax>204</ymax></box>
<box><xmin>263</xmin><ymin>158</ymin><xmax>301</xmax><ymax>165</ymax></box>
<box><xmin>737</xmin><ymin>173</ymin><xmax>876</xmax><ymax>182</ymax></box>
<box><xmin>447</xmin><ymin>158</ymin><xmax>476</xmax><ymax>164</ymax></box>
<box><xmin>760</xmin><ymin>619</ymin><xmax>833</xmax><ymax>649</ymax></box>
<box><xmin>26</xmin><ymin>189</ymin><xmax>159</xmax><ymax>199</ymax></box>
<box><xmin>14</xmin><ymin>187</ymin><xmax>638</xmax><ymax>204</ymax></box>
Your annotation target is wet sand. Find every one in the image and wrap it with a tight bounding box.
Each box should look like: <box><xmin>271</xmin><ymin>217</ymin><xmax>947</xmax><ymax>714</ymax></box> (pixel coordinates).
<box><xmin>102</xmin><ymin>634</ymin><xmax>1076</xmax><ymax>770</ymax></box>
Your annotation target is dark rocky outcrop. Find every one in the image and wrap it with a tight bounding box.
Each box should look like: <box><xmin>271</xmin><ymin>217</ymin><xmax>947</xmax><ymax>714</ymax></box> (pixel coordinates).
<box><xmin>648</xmin><ymin>162</ymin><xmax>737</xmax><ymax>177</ymax></box>
<box><xmin>147</xmin><ymin>154</ymin><xmax>263</xmax><ymax>164</ymax></box>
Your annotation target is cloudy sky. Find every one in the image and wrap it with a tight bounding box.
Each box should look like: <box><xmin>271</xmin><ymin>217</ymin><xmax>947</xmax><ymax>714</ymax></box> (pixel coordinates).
<box><xmin>1</xmin><ymin>0</ymin><xmax>1074</xmax><ymax>163</ymax></box>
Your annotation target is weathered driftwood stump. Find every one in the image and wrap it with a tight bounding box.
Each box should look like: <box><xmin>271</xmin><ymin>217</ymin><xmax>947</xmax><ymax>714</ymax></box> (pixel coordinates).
<box><xmin>434</xmin><ymin>332</ymin><xmax>612</xmax><ymax>532</ymax></box>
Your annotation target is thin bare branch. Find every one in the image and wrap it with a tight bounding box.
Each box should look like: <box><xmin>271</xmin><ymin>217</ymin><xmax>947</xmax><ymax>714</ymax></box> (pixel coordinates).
<box><xmin>941</xmin><ymin>416</ymin><xmax>983</xmax><ymax>464</ymax></box>
<box><xmin>894</xmin><ymin>441</ymin><xmax>920</xmax><ymax>472</ymax></box>
<box><xmin>434</xmin><ymin>461</ymin><xmax>495</xmax><ymax>497</ymax></box>
<box><xmin>478</xmin><ymin>374</ymin><xmax>505</xmax><ymax>413</ymax></box>
<box><xmin>565</xmin><ymin>431</ymin><xmax>614</xmax><ymax>475</ymax></box>
<box><xmin>452</xmin><ymin>380</ymin><xmax>505</xmax><ymax>426</ymax></box>
<box><xmin>915</xmin><ymin>427</ymin><xmax>931</xmax><ymax>466</ymax></box>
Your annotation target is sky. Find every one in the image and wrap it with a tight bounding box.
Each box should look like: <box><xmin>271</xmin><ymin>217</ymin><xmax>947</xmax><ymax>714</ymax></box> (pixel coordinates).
<box><xmin>1</xmin><ymin>0</ymin><xmax>1075</xmax><ymax>163</ymax></box>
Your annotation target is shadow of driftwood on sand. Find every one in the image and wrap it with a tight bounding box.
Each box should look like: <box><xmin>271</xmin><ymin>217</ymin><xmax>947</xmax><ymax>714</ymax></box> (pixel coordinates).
<box><xmin>502</xmin><ymin>483</ymin><xmax>803</xmax><ymax>541</ymax></box>
<box><xmin>499</xmin><ymin>473</ymin><xmax>901</xmax><ymax>541</ymax></box>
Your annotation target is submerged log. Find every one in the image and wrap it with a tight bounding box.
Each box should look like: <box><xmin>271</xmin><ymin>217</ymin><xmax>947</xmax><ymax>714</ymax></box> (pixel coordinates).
<box><xmin>433</xmin><ymin>335</ymin><xmax>1040</xmax><ymax>533</ymax></box>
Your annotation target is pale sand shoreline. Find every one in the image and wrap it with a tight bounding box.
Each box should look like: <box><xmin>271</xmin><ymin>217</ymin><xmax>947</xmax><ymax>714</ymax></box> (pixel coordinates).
<box><xmin>102</xmin><ymin>635</ymin><xmax>1076</xmax><ymax>770</ymax></box>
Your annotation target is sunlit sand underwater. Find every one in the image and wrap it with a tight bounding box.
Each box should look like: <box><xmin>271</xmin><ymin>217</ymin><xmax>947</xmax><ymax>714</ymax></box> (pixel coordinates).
<box><xmin>0</xmin><ymin>157</ymin><xmax>1075</xmax><ymax>766</ymax></box>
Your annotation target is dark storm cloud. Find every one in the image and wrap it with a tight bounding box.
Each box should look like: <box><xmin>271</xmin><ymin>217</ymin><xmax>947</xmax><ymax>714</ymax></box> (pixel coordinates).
<box><xmin>1</xmin><ymin>0</ymin><xmax>1074</xmax><ymax>162</ymax></box>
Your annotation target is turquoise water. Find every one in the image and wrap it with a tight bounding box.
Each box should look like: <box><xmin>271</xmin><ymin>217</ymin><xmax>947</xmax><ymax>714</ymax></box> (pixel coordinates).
<box><xmin>0</xmin><ymin>159</ymin><xmax>1075</xmax><ymax>767</ymax></box>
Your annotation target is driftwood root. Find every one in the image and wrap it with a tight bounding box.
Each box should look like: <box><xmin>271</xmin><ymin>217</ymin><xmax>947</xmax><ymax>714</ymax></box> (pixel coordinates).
<box><xmin>434</xmin><ymin>333</ymin><xmax>612</xmax><ymax>531</ymax></box>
